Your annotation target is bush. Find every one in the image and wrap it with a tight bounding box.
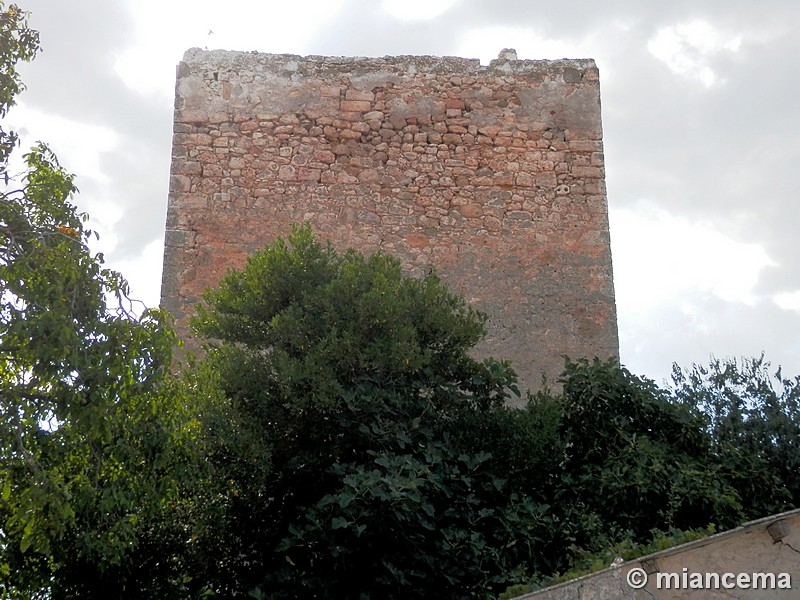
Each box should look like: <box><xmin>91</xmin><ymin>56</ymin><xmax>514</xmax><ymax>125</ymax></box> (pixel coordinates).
<box><xmin>190</xmin><ymin>224</ymin><xmax>554</xmax><ymax>598</ymax></box>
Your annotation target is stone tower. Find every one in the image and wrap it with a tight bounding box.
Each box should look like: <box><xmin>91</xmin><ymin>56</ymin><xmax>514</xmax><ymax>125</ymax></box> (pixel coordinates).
<box><xmin>161</xmin><ymin>48</ymin><xmax>619</xmax><ymax>398</ymax></box>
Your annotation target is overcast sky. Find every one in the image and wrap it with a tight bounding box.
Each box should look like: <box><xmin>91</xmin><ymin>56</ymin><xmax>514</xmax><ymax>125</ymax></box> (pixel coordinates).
<box><xmin>9</xmin><ymin>0</ymin><xmax>800</xmax><ymax>384</ymax></box>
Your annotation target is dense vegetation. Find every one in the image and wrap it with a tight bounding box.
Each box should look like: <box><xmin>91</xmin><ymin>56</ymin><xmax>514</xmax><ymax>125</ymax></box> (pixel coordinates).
<box><xmin>2</xmin><ymin>5</ymin><xmax>799</xmax><ymax>598</ymax></box>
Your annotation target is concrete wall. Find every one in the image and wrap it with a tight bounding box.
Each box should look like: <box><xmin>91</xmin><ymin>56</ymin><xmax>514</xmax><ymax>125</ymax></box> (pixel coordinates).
<box><xmin>519</xmin><ymin>509</ymin><xmax>800</xmax><ymax>599</ymax></box>
<box><xmin>161</xmin><ymin>48</ymin><xmax>618</xmax><ymax>396</ymax></box>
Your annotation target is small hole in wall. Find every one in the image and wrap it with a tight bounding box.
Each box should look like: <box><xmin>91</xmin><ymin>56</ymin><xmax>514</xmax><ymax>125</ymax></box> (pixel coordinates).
<box><xmin>213</xmin><ymin>72</ymin><xmax>219</xmax><ymax>82</ymax></box>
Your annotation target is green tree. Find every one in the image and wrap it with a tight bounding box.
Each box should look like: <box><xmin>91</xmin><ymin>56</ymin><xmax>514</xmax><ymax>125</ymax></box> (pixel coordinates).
<box><xmin>0</xmin><ymin>2</ymin><xmax>38</xmax><ymax>168</ymax></box>
<box><xmin>0</xmin><ymin>5</ymin><xmax>200</xmax><ymax>597</ymax></box>
<box><xmin>191</xmin><ymin>224</ymin><xmax>564</xmax><ymax>598</ymax></box>
<box><xmin>672</xmin><ymin>355</ymin><xmax>800</xmax><ymax>516</ymax></box>
<box><xmin>553</xmin><ymin>358</ymin><xmax>743</xmax><ymax>549</ymax></box>
<box><xmin>501</xmin><ymin>356</ymin><xmax>800</xmax><ymax>598</ymax></box>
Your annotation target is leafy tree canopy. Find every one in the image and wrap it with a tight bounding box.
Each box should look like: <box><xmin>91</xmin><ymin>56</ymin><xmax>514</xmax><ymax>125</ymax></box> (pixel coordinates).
<box><xmin>0</xmin><ymin>1</ymin><xmax>39</xmax><ymax>167</ymax></box>
<box><xmin>0</xmin><ymin>5</ymin><xmax>197</xmax><ymax>598</ymax></box>
<box><xmin>502</xmin><ymin>355</ymin><xmax>800</xmax><ymax>598</ymax></box>
<box><xmin>191</xmin><ymin>223</ymin><xmax>542</xmax><ymax>598</ymax></box>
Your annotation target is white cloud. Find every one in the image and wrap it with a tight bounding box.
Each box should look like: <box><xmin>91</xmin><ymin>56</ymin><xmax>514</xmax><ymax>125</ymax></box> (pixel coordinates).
<box><xmin>381</xmin><ymin>0</ymin><xmax>460</xmax><ymax>21</ymax></box>
<box><xmin>774</xmin><ymin>291</ymin><xmax>800</xmax><ymax>312</ymax></box>
<box><xmin>610</xmin><ymin>202</ymin><xmax>774</xmax><ymax>317</ymax></box>
<box><xmin>4</xmin><ymin>103</ymin><xmax>123</xmax><ymax>256</ymax></box>
<box><xmin>6</xmin><ymin>104</ymin><xmax>120</xmax><ymax>185</ymax></box>
<box><xmin>108</xmin><ymin>237</ymin><xmax>165</xmax><ymax>310</ymax></box>
<box><xmin>114</xmin><ymin>0</ymin><xmax>347</xmax><ymax>99</ymax></box>
<box><xmin>648</xmin><ymin>20</ymin><xmax>742</xmax><ymax>86</ymax></box>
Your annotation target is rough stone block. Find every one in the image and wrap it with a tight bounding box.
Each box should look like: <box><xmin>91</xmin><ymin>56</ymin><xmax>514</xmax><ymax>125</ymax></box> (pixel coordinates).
<box><xmin>340</xmin><ymin>100</ymin><xmax>371</xmax><ymax>112</ymax></box>
<box><xmin>345</xmin><ymin>89</ymin><xmax>375</xmax><ymax>102</ymax></box>
<box><xmin>170</xmin><ymin>174</ymin><xmax>192</xmax><ymax>192</ymax></box>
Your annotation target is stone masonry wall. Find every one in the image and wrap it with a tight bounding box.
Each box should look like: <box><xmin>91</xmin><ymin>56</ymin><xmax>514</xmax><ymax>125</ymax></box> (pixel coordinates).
<box><xmin>519</xmin><ymin>508</ymin><xmax>800</xmax><ymax>599</ymax></box>
<box><xmin>161</xmin><ymin>48</ymin><xmax>619</xmax><ymax>398</ymax></box>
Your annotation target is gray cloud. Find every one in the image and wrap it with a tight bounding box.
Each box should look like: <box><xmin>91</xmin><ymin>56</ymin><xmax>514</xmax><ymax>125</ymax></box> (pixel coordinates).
<box><xmin>619</xmin><ymin>292</ymin><xmax>800</xmax><ymax>384</ymax></box>
<box><xmin>9</xmin><ymin>0</ymin><xmax>800</xmax><ymax>378</ymax></box>
<box><xmin>18</xmin><ymin>0</ymin><xmax>171</xmax><ymax>259</ymax></box>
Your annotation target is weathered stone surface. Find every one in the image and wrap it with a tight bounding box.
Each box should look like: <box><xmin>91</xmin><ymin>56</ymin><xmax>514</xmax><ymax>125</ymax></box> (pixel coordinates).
<box><xmin>161</xmin><ymin>49</ymin><xmax>619</xmax><ymax>400</ymax></box>
<box><xmin>521</xmin><ymin>509</ymin><xmax>800</xmax><ymax>599</ymax></box>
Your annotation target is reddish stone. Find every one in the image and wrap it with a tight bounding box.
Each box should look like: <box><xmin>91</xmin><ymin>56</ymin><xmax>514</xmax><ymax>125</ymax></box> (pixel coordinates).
<box><xmin>345</xmin><ymin>89</ymin><xmax>374</xmax><ymax>102</ymax></box>
<box><xmin>340</xmin><ymin>100</ymin><xmax>371</xmax><ymax>112</ymax></box>
<box><xmin>459</xmin><ymin>204</ymin><xmax>483</xmax><ymax>218</ymax></box>
<box><xmin>170</xmin><ymin>174</ymin><xmax>192</xmax><ymax>192</ymax></box>
<box><xmin>484</xmin><ymin>216</ymin><xmax>502</xmax><ymax>230</ymax></box>
<box><xmin>571</xmin><ymin>166</ymin><xmax>603</xmax><ymax>179</ymax></box>
<box><xmin>406</xmin><ymin>233</ymin><xmax>428</xmax><ymax>248</ymax></box>
<box><xmin>364</xmin><ymin>111</ymin><xmax>384</xmax><ymax>121</ymax></box>
<box><xmin>297</xmin><ymin>168</ymin><xmax>321</xmax><ymax>181</ymax></box>
<box><xmin>358</xmin><ymin>168</ymin><xmax>380</xmax><ymax>183</ymax></box>
<box><xmin>319</xmin><ymin>85</ymin><xmax>341</xmax><ymax>97</ymax></box>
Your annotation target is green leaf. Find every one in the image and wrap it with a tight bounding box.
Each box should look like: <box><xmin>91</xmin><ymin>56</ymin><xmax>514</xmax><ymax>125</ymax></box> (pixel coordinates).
<box><xmin>337</xmin><ymin>492</ymin><xmax>355</xmax><ymax>509</ymax></box>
